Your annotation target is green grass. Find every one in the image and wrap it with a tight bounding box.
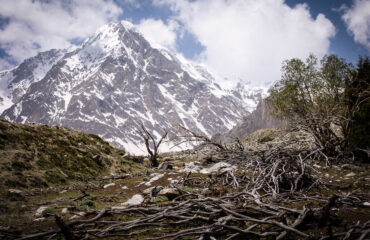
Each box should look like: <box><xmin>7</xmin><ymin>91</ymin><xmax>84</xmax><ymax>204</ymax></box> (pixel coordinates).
<box><xmin>0</xmin><ymin>119</ymin><xmax>143</xmax><ymax>190</ymax></box>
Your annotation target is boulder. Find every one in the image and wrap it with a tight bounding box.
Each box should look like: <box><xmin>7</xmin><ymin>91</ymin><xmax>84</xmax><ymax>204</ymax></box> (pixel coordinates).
<box><xmin>61</xmin><ymin>208</ymin><xmax>68</xmax><ymax>214</ymax></box>
<box><xmin>121</xmin><ymin>194</ymin><xmax>144</xmax><ymax>207</ymax></box>
<box><xmin>143</xmin><ymin>187</ymin><xmax>155</xmax><ymax>195</ymax></box>
<box><xmin>7</xmin><ymin>189</ymin><xmax>24</xmax><ymax>200</ymax></box>
<box><xmin>143</xmin><ymin>186</ymin><xmax>163</xmax><ymax>197</ymax></box>
<box><xmin>144</xmin><ymin>173</ymin><xmax>164</xmax><ymax>186</ymax></box>
<box><xmin>158</xmin><ymin>162</ymin><xmax>173</xmax><ymax>170</ymax></box>
<box><xmin>8</xmin><ymin>189</ymin><xmax>22</xmax><ymax>194</ymax></box>
<box><xmin>200</xmin><ymin>162</ymin><xmax>236</xmax><ymax>174</ymax></box>
<box><xmin>158</xmin><ymin>188</ymin><xmax>180</xmax><ymax>200</ymax></box>
<box><xmin>35</xmin><ymin>206</ymin><xmax>48</xmax><ymax>217</ymax></box>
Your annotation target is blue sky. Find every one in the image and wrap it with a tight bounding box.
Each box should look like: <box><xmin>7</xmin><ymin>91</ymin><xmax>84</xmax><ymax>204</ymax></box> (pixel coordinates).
<box><xmin>119</xmin><ymin>0</ymin><xmax>368</xmax><ymax>63</ymax></box>
<box><xmin>285</xmin><ymin>0</ymin><xmax>368</xmax><ymax>63</ymax></box>
<box><xmin>0</xmin><ymin>0</ymin><xmax>369</xmax><ymax>86</ymax></box>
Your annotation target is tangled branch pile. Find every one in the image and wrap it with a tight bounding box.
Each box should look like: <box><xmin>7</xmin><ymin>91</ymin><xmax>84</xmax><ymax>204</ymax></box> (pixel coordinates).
<box><xmin>17</xmin><ymin>192</ymin><xmax>369</xmax><ymax>240</ymax></box>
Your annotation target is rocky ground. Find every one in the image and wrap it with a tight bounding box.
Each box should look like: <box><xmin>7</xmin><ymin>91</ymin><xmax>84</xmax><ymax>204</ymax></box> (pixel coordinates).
<box><xmin>1</xmin><ymin>127</ymin><xmax>369</xmax><ymax>239</ymax></box>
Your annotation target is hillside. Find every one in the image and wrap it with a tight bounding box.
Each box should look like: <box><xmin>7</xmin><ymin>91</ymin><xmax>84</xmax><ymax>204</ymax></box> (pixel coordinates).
<box><xmin>0</xmin><ymin>119</ymin><xmax>142</xmax><ymax>191</ymax></box>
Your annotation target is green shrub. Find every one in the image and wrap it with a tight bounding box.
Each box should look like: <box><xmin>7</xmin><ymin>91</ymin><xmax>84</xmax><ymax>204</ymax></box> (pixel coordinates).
<box><xmin>11</xmin><ymin>160</ymin><xmax>32</xmax><ymax>171</ymax></box>
<box><xmin>76</xmin><ymin>196</ymin><xmax>96</xmax><ymax>211</ymax></box>
<box><xmin>44</xmin><ymin>170</ymin><xmax>67</xmax><ymax>184</ymax></box>
<box><xmin>0</xmin><ymin>202</ymin><xmax>13</xmax><ymax>214</ymax></box>
<box><xmin>267</xmin><ymin>54</ymin><xmax>354</xmax><ymax>156</ymax></box>
<box><xmin>102</xmin><ymin>195</ymin><xmax>119</xmax><ymax>202</ymax></box>
<box><xmin>4</xmin><ymin>178</ymin><xmax>27</xmax><ymax>188</ymax></box>
<box><xmin>154</xmin><ymin>195</ymin><xmax>168</xmax><ymax>202</ymax></box>
<box><xmin>258</xmin><ymin>136</ymin><xmax>274</xmax><ymax>144</ymax></box>
<box><xmin>42</xmin><ymin>208</ymin><xmax>57</xmax><ymax>217</ymax></box>
<box><xmin>28</xmin><ymin>176</ymin><xmax>48</xmax><ymax>188</ymax></box>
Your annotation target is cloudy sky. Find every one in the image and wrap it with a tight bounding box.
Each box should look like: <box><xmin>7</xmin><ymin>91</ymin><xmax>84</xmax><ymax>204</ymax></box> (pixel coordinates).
<box><xmin>0</xmin><ymin>0</ymin><xmax>369</xmax><ymax>87</ymax></box>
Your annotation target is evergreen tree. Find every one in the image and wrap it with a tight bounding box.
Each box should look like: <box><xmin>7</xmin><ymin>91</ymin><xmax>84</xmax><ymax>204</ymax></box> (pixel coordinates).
<box><xmin>345</xmin><ymin>57</ymin><xmax>370</xmax><ymax>161</ymax></box>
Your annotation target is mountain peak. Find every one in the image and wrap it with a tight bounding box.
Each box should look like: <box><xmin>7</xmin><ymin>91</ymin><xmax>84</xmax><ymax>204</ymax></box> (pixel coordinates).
<box><xmin>0</xmin><ymin>21</ymin><xmax>262</xmax><ymax>154</ymax></box>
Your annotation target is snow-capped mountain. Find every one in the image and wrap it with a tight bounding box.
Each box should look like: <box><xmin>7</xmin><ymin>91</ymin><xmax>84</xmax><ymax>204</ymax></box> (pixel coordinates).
<box><xmin>0</xmin><ymin>49</ymin><xmax>67</xmax><ymax>113</ymax></box>
<box><xmin>0</xmin><ymin>21</ymin><xmax>261</xmax><ymax>154</ymax></box>
<box><xmin>232</xmin><ymin>81</ymin><xmax>268</xmax><ymax>113</ymax></box>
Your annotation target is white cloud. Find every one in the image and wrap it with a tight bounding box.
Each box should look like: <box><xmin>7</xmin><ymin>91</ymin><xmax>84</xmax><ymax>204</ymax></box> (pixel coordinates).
<box><xmin>0</xmin><ymin>0</ymin><xmax>123</xmax><ymax>70</ymax></box>
<box><xmin>135</xmin><ymin>19</ymin><xmax>179</xmax><ymax>50</ymax></box>
<box><xmin>342</xmin><ymin>0</ymin><xmax>370</xmax><ymax>51</ymax></box>
<box><xmin>154</xmin><ymin>0</ymin><xmax>336</xmax><ymax>87</ymax></box>
<box><xmin>0</xmin><ymin>59</ymin><xmax>14</xmax><ymax>71</ymax></box>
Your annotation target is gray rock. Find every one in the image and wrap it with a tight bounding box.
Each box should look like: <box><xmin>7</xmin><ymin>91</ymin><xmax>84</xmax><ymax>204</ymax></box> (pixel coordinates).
<box><xmin>61</xmin><ymin>208</ymin><xmax>68</xmax><ymax>214</ymax></box>
<box><xmin>7</xmin><ymin>189</ymin><xmax>25</xmax><ymax>200</ymax></box>
<box><xmin>8</xmin><ymin>189</ymin><xmax>22</xmax><ymax>194</ymax></box>
<box><xmin>121</xmin><ymin>194</ymin><xmax>144</xmax><ymax>206</ymax></box>
<box><xmin>35</xmin><ymin>206</ymin><xmax>48</xmax><ymax>217</ymax></box>
<box><xmin>158</xmin><ymin>162</ymin><xmax>173</xmax><ymax>170</ymax></box>
<box><xmin>143</xmin><ymin>186</ymin><xmax>163</xmax><ymax>197</ymax></box>
<box><xmin>214</xmin><ymin>100</ymin><xmax>285</xmax><ymax>144</ymax></box>
<box><xmin>158</xmin><ymin>188</ymin><xmax>180</xmax><ymax>200</ymax></box>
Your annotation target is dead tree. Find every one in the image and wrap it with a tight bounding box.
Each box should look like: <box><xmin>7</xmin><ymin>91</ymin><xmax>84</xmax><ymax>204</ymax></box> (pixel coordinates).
<box><xmin>136</xmin><ymin>123</ymin><xmax>168</xmax><ymax>167</ymax></box>
<box><xmin>173</xmin><ymin>124</ymin><xmax>226</xmax><ymax>151</ymax></box>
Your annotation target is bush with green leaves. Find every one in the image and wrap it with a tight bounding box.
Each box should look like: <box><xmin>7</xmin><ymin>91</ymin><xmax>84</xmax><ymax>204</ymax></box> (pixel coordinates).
<box><xmin>267</xmin><ymin>54</ymin><xmax>363</xmax><ymax>156</ymax></box>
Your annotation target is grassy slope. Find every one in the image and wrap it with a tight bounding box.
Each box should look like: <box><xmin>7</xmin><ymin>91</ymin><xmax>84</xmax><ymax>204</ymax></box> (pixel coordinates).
<box><xmin>0</xmin><ymin>119</ymin><xmax>142</xmax><ymax>192</ymax></box>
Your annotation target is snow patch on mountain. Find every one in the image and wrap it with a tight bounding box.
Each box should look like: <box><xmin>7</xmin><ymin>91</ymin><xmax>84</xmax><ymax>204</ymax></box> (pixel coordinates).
<box><xmin>0</xmin><ymin>49</ymin><xmax>66</xmax><ymax>113</ymax></box>
<box><xmin>0</xmin><ymin>21</ymin><xmax>264</xmax><ymax>154</ymax></box>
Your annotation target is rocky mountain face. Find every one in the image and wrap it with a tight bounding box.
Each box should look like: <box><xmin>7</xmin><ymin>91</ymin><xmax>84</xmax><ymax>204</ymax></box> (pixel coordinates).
<box><xmin>0</xmin><ymin>21</ymin><xmax>264</xmax><ymax>154</ymax></box>
<box><xmin>0</xmin><ymin>49</ymin><xmax>66</xmax><ymax>113</ymax></box>
<box><xmin>213</xmin><ymin>100</ymin><xmax>285</xmax><ymax>143</ymax></box>
<box><xmin>232</xmin><ymin>81</ymin><xmax>268</xmax><ymax>113</ymax></box>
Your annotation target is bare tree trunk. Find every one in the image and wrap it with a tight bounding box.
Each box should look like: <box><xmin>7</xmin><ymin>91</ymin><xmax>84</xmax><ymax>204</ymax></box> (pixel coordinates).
<box><xmin>136</xmin><ymin>122</ymin><xmax>167</xmax><ymax>168</ymax></box>
<box><xmin>150</xmin><ymin>155</ymin><xmax>159</xmax><ymax>167</ymax></box>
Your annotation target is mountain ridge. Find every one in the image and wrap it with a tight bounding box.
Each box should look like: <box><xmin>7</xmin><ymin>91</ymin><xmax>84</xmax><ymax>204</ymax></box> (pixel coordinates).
<box><xmin>0</xmin><ymin>21</ymin><xmax>264</xmax><ymax>154</ymax></box>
